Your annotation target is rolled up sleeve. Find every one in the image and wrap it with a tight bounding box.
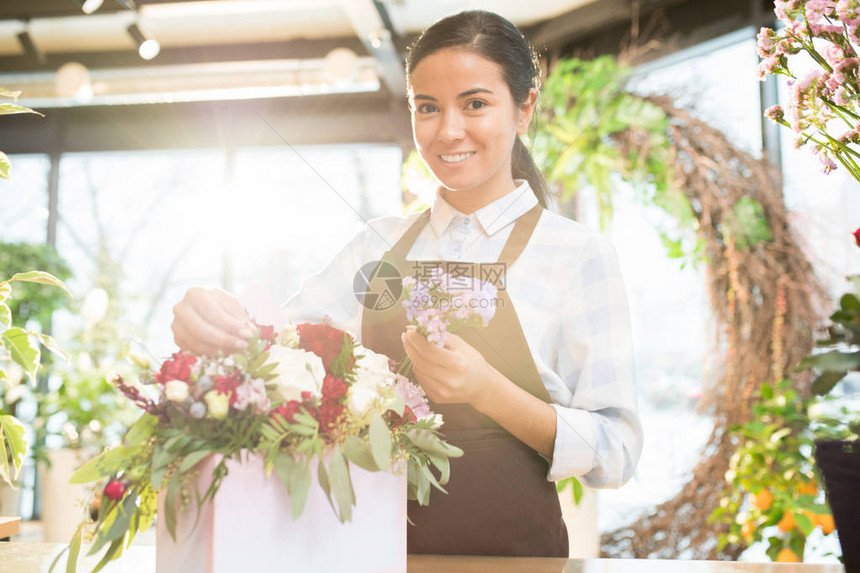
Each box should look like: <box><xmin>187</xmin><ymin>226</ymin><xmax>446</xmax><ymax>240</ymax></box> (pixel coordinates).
<box><xmin>546</xmin><ymin>235</ymin><xmax>643</xmax><ymax>488</ymax></box>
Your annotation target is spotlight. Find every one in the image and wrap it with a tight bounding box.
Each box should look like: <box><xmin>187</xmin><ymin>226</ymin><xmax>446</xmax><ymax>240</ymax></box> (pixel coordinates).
<box><xmin>16</xmin><ymin>30</ymin><xmax>45</xmax><ymax>64</ymax></box>
<box><xmin>127</xmin><ymin>22</ymin><xmax>160</xmax><ymax>60</ymax></box>
<box><xmin>75</xmin><ymin>0</ymin><xmax>104</xmax><ymax>14</ymax></box>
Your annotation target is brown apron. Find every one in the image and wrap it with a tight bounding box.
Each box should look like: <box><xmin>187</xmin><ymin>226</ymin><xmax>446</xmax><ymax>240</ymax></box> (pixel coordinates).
<box><xmin>361</xmin><ymin>203</ymin><xmax>569</xmax><ymax>557</ymax></box>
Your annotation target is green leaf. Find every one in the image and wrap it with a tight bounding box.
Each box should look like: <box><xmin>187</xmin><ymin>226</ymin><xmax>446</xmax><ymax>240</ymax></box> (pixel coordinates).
<box><xmin>33</xmin><ymin>332</ymin><xmax>69</xmax><ymax>362</ymax></box>
<box><xmin>0</xmin><ymin>282</ymin><xmax>10</xmax><ymax>301</ymax></box>
<box><xmin>328</xmin><ymin>448</ymin><xmax>355</xmax><ymax>522</ymax></box>
<box><xmin>812</xmin><ymin>370</ymin><xmax>847</xmax><ymax>396</ymax></box>
<box><xmin>798</xmin><ymin>350</ymin><xmax>860</xmax><ymax>372</ymax></box>
<box><xmin>368</xmin><ymin>414</ymin><xmax>392</xmax><ymax>471</ymax></box>
<box><xmin>101</xmin><ymin>493</ymin><xmax>136</xmax><ymax>544</ymax></box>
<box><xmin>0</xmin><ymin>89</ymin><xmax>21</xmax><ymax>99</ymax></box>
<box><xmin>426</xmin><ymin>452</ymin><xmax>451</xmax><ymax>486</ymax></box>
<box><xmin>406</xmin><ymin>429</ymin><xmax>463</xmax><ymax>458</ymax></box>
<box><xmin>66</xmin><ymin>523</ymin><xmax>83</xmax><ymax>573</ymax></box>
<box><xmin>794</xmin><ymin>510</ymin><xmax>815</xmax><ymax>536</ymax></box>
<box><xmin>317</xmin><ymin>457</ymin><xmax>337</xmax><ymax>514</ymax></box>
<box><xmin>136</xmin><ymin>486</ymin><xmax>158</xmax><ymax>534</ymax></box>
<box><xmin>2</xmin><ymin>327</ymin><xmax>40</xmax><ymax>383</ymax></box>
<box><xmin>70</xmin><ymin>446</ymin><xmax>135</xmax><ymax>484</ymax></box>
<box><xmin>0</xmin><ymin>301</ymin><xmax>10</xmax><ymax>328</ymax></box>
<box><xmin>289</xmin><ymin>459</ymin><xmax>311</xmax><ymax>520</ymax></box>
<box><xmin>0</xmin><ymin>152</ymin><xmax>8</xmax><ymax>180</ymax></box>
<box><xmin>342</xmin><ymin>435</ymin><xmax>379</xmax><ymax>472</ymax></box>
<box><xmin>179</xmin><ymin>450</ymin><xmax>212</xmax><ymax>473</ymax></box>
<box><xmin>124</xmin><ymin>414</ymin><xmax>157</xmax><ymax>448</ymax></box>
<box><xmin>0</xmin><ymin>414</ymin><xmax>28</xmax><ymax>485</ymax></box>
<box><xmin>164</xmin><ymin>473</ymin><xmax>181</xmax><ymax>540</ymax></box>
<box><xmin>841</xmin><ymin>293</ymin><xmax>860</xmax><ymax>311</ymax></box>
<box><xmin>0</xmin><ymin>103</ymin><xmax>43</xmax><ymax>115</ymax></box>
<box><xmin>8</xmin><ymin>270</ymin><xmax>71</xmax><ymax>296</ymax></box>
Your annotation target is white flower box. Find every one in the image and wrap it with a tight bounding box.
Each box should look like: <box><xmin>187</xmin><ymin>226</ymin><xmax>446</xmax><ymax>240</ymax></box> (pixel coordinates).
<box><xmin>156</xmin><ymin>452</ymin><xmax>407</xmax><ymax>573</ymax></box>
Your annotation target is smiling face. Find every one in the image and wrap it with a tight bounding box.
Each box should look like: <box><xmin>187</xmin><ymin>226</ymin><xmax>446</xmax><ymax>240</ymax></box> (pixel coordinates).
<box><xmin>408</xmin><ymin>48</ymin><xmax>535</xmax><ymax>212</ymax></box>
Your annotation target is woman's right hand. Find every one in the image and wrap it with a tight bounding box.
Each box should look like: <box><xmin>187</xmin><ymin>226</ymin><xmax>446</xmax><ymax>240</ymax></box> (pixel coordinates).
<box><xmin>171</xmin><ymin>287</ymin><xmax>255</xmax><ymax>356</ymax></box>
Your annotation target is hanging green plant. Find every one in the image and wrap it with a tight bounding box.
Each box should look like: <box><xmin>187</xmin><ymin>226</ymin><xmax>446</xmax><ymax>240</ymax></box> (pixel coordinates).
<box><xmin>534</xmin><ymin>55</ymin><xmax>704</xmax><ymax>267</ymax></box>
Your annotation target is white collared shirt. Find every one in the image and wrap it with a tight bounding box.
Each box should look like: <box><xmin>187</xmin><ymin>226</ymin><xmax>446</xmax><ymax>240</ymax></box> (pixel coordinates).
<box><xmin>283</xmin><ymin>180</ymin><xmax>643</xmax><ymax>487</ymax></box>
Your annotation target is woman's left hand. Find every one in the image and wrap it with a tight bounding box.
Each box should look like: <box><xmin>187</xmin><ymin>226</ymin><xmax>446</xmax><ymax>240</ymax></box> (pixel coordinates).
<box><xmin>401</xmin><ymin>325</ymin><xmax>498</xmax><ymax>407</ymax></box>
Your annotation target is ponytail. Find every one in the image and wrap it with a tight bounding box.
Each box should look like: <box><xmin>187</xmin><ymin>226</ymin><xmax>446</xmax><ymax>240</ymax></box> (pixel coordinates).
<box><xmin>512</xmin><ymin>136</ymin><xmax>549</xmax><ymax>209</ymax></box>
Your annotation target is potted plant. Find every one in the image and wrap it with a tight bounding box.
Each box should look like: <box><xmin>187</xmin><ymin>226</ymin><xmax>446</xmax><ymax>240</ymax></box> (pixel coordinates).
<box><xmin>797</xmin><ymin>229</ymin><xmax>860</xmax><ymax>570</ymax></box>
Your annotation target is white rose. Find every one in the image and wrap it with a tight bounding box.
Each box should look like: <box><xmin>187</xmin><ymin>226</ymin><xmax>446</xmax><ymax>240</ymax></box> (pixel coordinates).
<box><xmin>267</xmin><ymin>345</ymin><xmax>324</xmax><ymax>401</ymax></box>
<box><xmin>353</xmin><ymin>347</ymin><xmax>395</xmax><ymax>391</ymax></box>
<box><xmin>164</xmin><ymin>380</ymin><xmax>190</xmax><ymax>402</ymax></box>
<box><xmin>278</xmin><ymin>323</ymin><xmax>300</xmax><ymax>348</ymax></box>
<box><xmin>348</xmin><ymin>385</ymin><xmax>379</xmax><ymax>418</ymax></box>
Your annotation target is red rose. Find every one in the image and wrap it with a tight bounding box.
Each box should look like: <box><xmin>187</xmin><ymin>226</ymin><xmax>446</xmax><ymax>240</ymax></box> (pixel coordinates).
<box><xmin>297</xmin><ymin>323</ymin><xmax>353</xmax><ymax>373</ymax></box>
<box><xmin>258</xmin><ymin>324</ymin><xmax>276</xmax><ymax>343</ymax></box>
<box><xmin>318</xmin><ymin>399</ymin><xmax>346</xmax><ymax>432</ymax></box>
<box><xmin>321</xmin><ymin>374</ymin><xmax>348</xmax><ymax>400</ymax></box>
<box><xmin>104</xmin><ymin>479</ymin><xmax>126</xmax><ymax>501</ymax></box>
<box><xmin>215</xmin><ymin>373</ymin><xmax>242</xmax><ymax>404</ymax></box>
<box><xmin>853</xmin><ymin>227</ymin><xmax>860</xmax><ymax>248</ymax></box>
<box><xmin>155</xmin><ymin>352</ymin><xmax>198</xmax><ymax>383</ymax></box>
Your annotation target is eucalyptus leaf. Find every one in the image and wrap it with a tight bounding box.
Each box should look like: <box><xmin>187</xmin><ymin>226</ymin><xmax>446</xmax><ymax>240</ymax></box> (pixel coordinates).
<box><xmin>64</xmin><ymin>523</ymin><xmax>83</xmax><ymax>573</ymax></box>
<box><xmin>289</xmin><ymin>459</ymin><xmax>311</xmax><ymax>520</ymax></box>
<box><xmin>328</xmin><ymin>448</ymin><xmax>355</xmax><ymax>522</ymax></box>
<box><xmin>70</xmin><ymin>445</ymin><xmax>135</xmax><ymax>484</ymax></box>
<box><xmin>179</xmin><ymin>450</ymin><xmax>212</xmax><ymax>473</ymax></box>
<box><xmin>342</xmin><ymin>435</ymin><xmax>379</xmax><ymax>471</ymax></box>
<box><xmin>165</xmin><ymin>473</ymin><xmax>181</xmax><ymax>540</ymax></box>
<box><xmin>368</xmin><ymin>414</ymin><xmax>392</xmax><ymax>470</ymax></box>
<box><xmin>124</xmin><ymin>414</ymin><xmax>157</xmax><ymax>448</ymax></box>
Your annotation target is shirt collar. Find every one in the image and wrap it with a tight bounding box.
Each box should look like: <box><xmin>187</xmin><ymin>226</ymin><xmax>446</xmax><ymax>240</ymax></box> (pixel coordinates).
<box><xmin>429</xmin><ymin>179</ymin><xmax>539</xmax><ymax>237</ymax></box>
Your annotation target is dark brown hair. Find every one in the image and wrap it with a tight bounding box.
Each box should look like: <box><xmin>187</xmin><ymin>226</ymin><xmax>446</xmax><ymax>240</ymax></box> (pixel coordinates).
<box><xmin>405</xmin><ymin>10</ymin><xmax>549</xmax><ymax>208</ymax></box>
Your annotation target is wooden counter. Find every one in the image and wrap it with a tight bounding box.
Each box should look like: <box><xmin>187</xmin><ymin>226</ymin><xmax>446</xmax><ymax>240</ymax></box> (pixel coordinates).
<box><xmin>0</xmin><ymin>542</ymin><xmax>845</xmax><ymax>572</ymax></box>
<box><xmin>0</xmin><ymin>516</ymin><xmax>21</xmax><ymax>540</ymax></box>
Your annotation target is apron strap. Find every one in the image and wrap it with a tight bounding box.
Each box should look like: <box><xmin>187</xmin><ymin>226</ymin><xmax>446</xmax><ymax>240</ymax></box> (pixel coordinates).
<box><xmin>391</xmin><ymin>208</ymin><xmax>431</xmax><ymax>260</ymax></box>
<box><xmin>496</xmin><ymin>203</ymin><xmax>543</xmax><ymax>267</ymax></box>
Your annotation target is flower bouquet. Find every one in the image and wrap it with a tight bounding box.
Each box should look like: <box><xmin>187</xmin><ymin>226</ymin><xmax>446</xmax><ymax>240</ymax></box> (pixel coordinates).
<box><xmin>757</xmin><ymin>0</ymin><xmax>860</xmax><ymax>180</ymax></box>
<box><xmin>55</xmin><ymin>320</ymin><xmax>462</xmax><ymax>573</ymax></box>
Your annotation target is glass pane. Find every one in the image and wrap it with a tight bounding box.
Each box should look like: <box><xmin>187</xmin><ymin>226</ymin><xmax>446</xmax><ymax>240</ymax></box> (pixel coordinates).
<box><xmin>0</xmin><ymin>154</ymin><xmax>50</xmax><ymax>245</ymax></box>
<box><xmin>56</xmin><ymin>150</ymin><xmax>225</xmax><ymax>358</ymax></box>
<box><xmin>231</xmin><ymin>144</ymin><xmax>402</xmax><ymax>304</ymax></box>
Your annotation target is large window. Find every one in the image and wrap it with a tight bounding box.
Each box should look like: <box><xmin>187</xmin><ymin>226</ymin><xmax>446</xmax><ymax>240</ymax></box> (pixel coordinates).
<box><xmin>0</xmin><ymin>154</ymin><xmax>51</xmax><ymax>244</ymax></box>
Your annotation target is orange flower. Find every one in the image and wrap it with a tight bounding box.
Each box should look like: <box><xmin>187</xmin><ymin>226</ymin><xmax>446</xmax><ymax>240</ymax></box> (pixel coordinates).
<box><xmin>817</xmin><ymin>513</ymin><xmax>836</xmax><ymax>535</ymax></box>
<box><xmin>798</xmin><ymin>479</ymin><xmax>818</xmax><ymax>496</ymax></box>
<box><xmin>753</xmin><ymin>489</ymin><xmax>773</xmax><ymax>511</ymax></box>
<box><xmin>741</xmin><ymin>521</ymin><xmax>756</xmax><ymax>542</ymax></box>
<box><xmin>776</xmin><ymin>548</ymin><xmax>800</xmax><ymax>562</ymax></box>
<box><xmin>777</xmin><ymin>511</ymin><xmax>796</xmax><ymax>532</ymax></box>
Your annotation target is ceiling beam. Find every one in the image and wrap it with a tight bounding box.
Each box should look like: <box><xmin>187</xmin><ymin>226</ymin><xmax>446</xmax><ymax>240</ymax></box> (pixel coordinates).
<box><xmin>0</xmin><ymin>37</ymin><xmax>369</xmax><ymax>73</ymax></box>
<box><xmin>0</xmin><ymin>90</ymin><xmax>412</xmax><ymax>154</ymax></box>
<box><xmin>339</xmin><ymin>0</ymin><xmax>406</xmax><ymax>99</ymax></box>
<box><xmin>527</xmin><ymin>0</ymin><xmax>692</xmax><ymax>52</ymax></box>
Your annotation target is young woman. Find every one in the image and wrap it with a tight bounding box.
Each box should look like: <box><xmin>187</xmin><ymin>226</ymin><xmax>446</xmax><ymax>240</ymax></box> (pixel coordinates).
<box><xmin>172</xmin><ymin>10</ymin><xmax>642</xmax><ymax>558</ymax></box>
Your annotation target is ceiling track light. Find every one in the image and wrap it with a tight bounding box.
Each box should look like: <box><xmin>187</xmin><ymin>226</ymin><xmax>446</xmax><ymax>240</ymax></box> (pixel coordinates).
<box><xmin>75</xmin><ymin>0</ymin><xmax>104</xmax><ymax>14</ymax></box>
<box><xmin>127</xmin><ymin>22</ymin><xmax>160</xmax><ymax>61</ymax></box>
<box><xmin>17</xmin><ymin>27</ymin><xmax>46</xmax><ymax>65</ymax></box>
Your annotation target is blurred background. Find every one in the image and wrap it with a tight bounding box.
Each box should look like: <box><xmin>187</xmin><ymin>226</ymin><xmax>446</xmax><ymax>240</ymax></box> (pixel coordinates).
<box><xmin>0</xmin><ymin>0</ymin><xmax>858</xmax><ymax>563</ymax></box>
